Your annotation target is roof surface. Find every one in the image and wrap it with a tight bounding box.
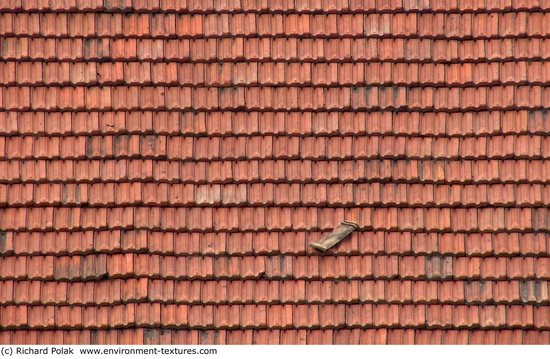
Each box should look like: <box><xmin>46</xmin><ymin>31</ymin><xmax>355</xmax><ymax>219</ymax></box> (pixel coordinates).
<box><xmin>1</xmin><ymin>0</ymin><xmax>550</xmax><ymax>345</ymax></box>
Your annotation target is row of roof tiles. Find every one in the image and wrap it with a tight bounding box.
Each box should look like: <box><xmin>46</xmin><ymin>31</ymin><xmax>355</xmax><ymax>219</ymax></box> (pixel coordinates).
<box><xmin>7</xmin><ymin>0</ymin><xmax>550</xmax><ymax>12</ymax></box>
<box><xmin>2</xmin><ymin>85</ymin><xmax>550</xmax><ymax>110</ymax></box>
<box><xmin>2</xmin><ymin>230</ymin><xmax>548</xmax><ymax>257</ymax></box>
<box><xmin>1</xmin><ymin>12</ymin><xmax>549</xmax><ymax>38</ymax></box>
<box><xmin>2</xmin><ymin>61</ymin><xmax>550</xmax><ymax>86</ymax></box>
<box><xmin>2</xmin><ymin>134</ymin><xmax>550</xmax><ymax>160</ymax></box>
<box><xmin>1</xmin><ymin>206</ymin><xmax>550</xmax><ymax>231</ymax></box>
<box><xmin>0</xmin><ymin>278</ymin><xmax>548</xmax><ymax>305</ymax></box>
<box><xmin>2</xmin><ymin>0</ymin><xmax>550</xmax><ymax>12</ymax></box>
<box><xmin>1</xmin><ymin>110</ymin><xmax>547</xmax><ymax>136</ymax></box>
<box><xmin>0</xmin><ymin>253</ymin><xmax>549</xmax><ymax>280</ymax></box>
<box><xmin>1</xmin><ymin>159</ymin><xmax>549</xmax><ymax>184</ymax></box>
<box><xmin>2</xmin><ymin>37</ymin><xmax>550</xmax><ymax>61</ymax></box>
<box><xmin>0</xmin><ymin>327</ymin><xmax>548</xmax><ymax>345</ymax></box>
<box><xmin>0</xmin><ymin>303</ymin><xmax>548</xmax><ymax>329</ymax></box>
<box><xmin>2</xmin><ymin>183</ymin><xmax>550</xmax><ymax>207</ymax></box>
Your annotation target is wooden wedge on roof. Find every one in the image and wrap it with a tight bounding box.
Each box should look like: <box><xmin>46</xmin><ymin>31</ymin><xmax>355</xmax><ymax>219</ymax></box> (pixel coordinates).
<box><xmin>309</xmin><ymin>220</ymin><xmax>359</xmax><ymax>252</ymax></box>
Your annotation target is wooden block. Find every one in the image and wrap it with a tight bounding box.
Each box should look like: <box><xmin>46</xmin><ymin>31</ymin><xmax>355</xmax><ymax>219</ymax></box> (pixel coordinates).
<box><xmin>309</xmin><ymin>221</ymin><xmax>359</xmax><ymax>252</ymax></box>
